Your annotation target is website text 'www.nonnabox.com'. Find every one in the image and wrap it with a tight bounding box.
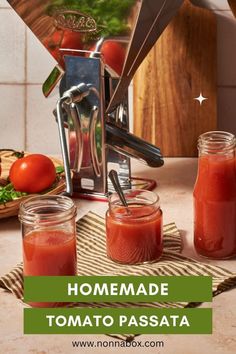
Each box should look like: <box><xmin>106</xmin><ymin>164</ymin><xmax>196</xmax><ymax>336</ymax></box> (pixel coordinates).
<box><xmin>71</xmin><ymin>339</ymin><xmax>165</xmax><ymax>349</ymax></box>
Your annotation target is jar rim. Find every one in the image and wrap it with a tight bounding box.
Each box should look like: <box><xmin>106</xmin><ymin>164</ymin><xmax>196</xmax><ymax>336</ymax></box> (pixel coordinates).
<box><xmin>108</xmin><ymin>189</ymin><xmax>159</xmax><ymax>205</ymax></box>
<box><xmin>108</xmin><ymin>189</ymin><xmax>160</xmax><ymax>219</ymax></box>
<box><xmin>19</xmin><ymin>195</ymin><xmax>77</xmax><ymax>225</ymax></box>
<box><xmin>198</xmin><ymin>131</ymin><xmax>236</xmax><ymax>154</ymax></box>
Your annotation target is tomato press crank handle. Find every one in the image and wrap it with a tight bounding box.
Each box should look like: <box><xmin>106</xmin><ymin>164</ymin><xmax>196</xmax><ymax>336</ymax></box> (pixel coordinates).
<box><xmin>106</xmin><ymin>122</ymin><xmax>164</xmax><ymax>168</ymax></box>
<box><xmin>69</xmin><ymin>103</ymin><xmax>83</xmax><ymax>174</ymax></box>
<box><xmin>53</xmin><ymin>103</ymin><xmax>82</xmax><ymax>174</ymax></box>
<box><xmin>55</xmin><ymin>83</ymin><xmax>94</xmax><ymax>196</ymax></box>
<box><xmin>56</xmin><ymin>97</ymin><xmax>73</xmax><ymax>196</ymax></box>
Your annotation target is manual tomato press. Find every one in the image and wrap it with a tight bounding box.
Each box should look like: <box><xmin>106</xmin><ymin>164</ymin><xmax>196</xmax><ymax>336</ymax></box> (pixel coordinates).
<box><xmin>7</xmin><ymin>0</ymin><xmax>184</xmax><ymax>199</ymax></box>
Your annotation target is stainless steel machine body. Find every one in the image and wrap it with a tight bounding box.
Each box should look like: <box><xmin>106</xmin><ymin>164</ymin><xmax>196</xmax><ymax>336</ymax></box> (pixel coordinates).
<box><xmin>7</xmin><ymin>0</ymin><xmax>184</xmax><ymax>198</ymax></box>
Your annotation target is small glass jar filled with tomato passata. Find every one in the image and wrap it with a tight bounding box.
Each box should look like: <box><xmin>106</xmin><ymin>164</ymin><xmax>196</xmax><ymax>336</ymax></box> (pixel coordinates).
<box><xmin>106</xmin><ymin>190</ymin><xmax>163</xmax><ymax>264</ymax></box>
<box><xmin>194</xmin><ymin>131</ymin><xmax>236</xmax><ymax>259</ymax></box>
<box><xmin>19</xmin><ymin>195</ymin><xmax>77</xmax><ymax>307</ymax></box>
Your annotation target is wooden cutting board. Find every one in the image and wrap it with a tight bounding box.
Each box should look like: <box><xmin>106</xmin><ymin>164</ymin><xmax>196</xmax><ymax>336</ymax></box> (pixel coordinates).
<box><xmin>133</xmin><ymin>0</ymin><xmax>217</xmax><ymax>157</ymax></box>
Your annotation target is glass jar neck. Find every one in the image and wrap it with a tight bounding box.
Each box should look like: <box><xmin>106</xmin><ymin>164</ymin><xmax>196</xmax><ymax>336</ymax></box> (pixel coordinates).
<box><xmin>108</xmin><ymin>189</ymin><xmax>160</xmax><ymax>219</ymax></box>
<box><xmin>198</xmin><ymin>131</ymin><xmax>236</xmax><ymax>156</ymax></box>
<box><xmin>19</xmin><ymin>195</ymin><xmax>77</xmax><ymax>226</ymax></box>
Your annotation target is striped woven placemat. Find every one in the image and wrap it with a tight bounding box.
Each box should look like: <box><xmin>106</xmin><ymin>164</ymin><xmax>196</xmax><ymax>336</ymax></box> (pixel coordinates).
<box><xmin>1</xmin><ymin>211</ymin><xmax>236</xmax><ymax>341</ymax></box>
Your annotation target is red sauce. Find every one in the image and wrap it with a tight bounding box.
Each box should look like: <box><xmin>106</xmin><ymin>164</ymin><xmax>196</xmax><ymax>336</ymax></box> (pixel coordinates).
<box><xmin>23</xmin><ymin>229</ymin><xmax>77</xmax><ymax>307</ymax></box>
<box><xmin>106</xmin><ymin>205</ymin><xmax>163</xmax><ymax>264</ymax></box>
<box><xmin>193</xmin><ymin>155</ymin><xmax>236</xmax><ymax>258</ymax></box>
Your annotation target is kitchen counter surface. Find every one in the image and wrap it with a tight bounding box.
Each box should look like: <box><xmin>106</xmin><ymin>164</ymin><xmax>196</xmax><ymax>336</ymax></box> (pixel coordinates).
<box><xmin>0</xmin><ymin>158</ymin><xmax>235</xmax><ymax>354</ymax></box>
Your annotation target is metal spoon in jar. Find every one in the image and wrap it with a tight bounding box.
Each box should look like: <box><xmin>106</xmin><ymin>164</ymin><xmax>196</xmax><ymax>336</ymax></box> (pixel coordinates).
<box><xmin>108</xmin><ymin>170</ymin><xmax>131</xmax><ymax>214</ymax></box>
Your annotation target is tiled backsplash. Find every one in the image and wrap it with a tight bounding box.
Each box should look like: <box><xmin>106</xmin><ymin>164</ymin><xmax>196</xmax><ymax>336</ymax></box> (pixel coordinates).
<box><xmin>0</xmin><ymin>0</ymin><xmax>9</xmax><ymax>8</ymax></box>
<box><xmin>0</xmin><ymin>1</ymin><xmax>60</xmax><ymax>155</ymax></box>
<box><xmin>0</xmin><ymin>9</ymin><xmax>25</xmax><ymax>83</ymax></box>
<box><xmin>0</xmin><ymin>0</ymin><xmax>236</xmax><ymax>154</ymax></box>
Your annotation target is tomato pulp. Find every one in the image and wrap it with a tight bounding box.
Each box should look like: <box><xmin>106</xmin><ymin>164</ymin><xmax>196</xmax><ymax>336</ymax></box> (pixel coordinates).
<box><xmin>193</xmin><ymin>155</ymin><xmax>236</xmax><ymax>258</ymax></box>
<box><xmin>106</xmin><ymin>205</ymin><xmax>163</xmax><ymax>264</ymax></box>
<box><xmin>23</xmin><ymin>229</ymin><xmax>77</xmax><ymax>307</ymax></box>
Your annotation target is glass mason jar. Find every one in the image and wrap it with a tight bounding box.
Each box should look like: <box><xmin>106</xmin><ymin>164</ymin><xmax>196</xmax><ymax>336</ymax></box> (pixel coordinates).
<box><xmin>106</xmin><ymin>189</ymin><xmax>163</xmax><ymax>264</ymax></box>
<box><xmin>193</xmin><ymin>131</ymin><xmax>236</xmax><ymax>259</ymax></box>
<box><xmin>19</xmin><ymin>195</ymin><xmax>77</xmax><ymax>307</ymax></box>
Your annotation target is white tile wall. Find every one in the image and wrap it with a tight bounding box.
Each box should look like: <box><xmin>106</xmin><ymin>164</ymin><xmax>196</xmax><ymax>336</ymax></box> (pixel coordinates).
<box><xmin>0</xmin><ymin>0</ymin><xmax>10</xmax><ymax>8</ymax></box>
<box><xmin>0</xmin><ymin>9</ymin><xmax>25</xmax><ymax>83</ymax></box>
<box><xmin>27</xmin><ymin>29</ymin><xmax>57</xmax><ymax>84</ymax></box>
<box><xmin>0</xmin><ymin>85</ymin><xmax>25</xmax><ymax>149</ymax></box>
<box><xmin>1</xmin><ymin>0</ymin><xmax>236</xmax><ymax>153</ymax></box>
<box><xmin>26</xmin><ymin>86</ymin><xmax>61</xmax><ymax>154</ymax></box>
<box><xmin>0</xmin><ymin>3</ymin><xmax>60</xmax><ymax>154</ymax></box>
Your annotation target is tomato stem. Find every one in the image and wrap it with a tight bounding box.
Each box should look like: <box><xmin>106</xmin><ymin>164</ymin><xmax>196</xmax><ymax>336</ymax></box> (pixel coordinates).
<box><xmin>0</xmin><ymin>149</ymin><xmax>24</xmax><ymax>158</ymax></box>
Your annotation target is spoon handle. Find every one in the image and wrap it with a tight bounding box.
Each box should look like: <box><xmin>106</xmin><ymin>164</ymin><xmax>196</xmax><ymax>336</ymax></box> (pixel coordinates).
<box><xmin>108</xmin><ymin>170</ymin><xmax>129</xmax><ymax>208</ymax></box>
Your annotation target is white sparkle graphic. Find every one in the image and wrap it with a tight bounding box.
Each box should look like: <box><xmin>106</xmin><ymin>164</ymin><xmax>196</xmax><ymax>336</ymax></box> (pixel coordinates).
<box><xmin>194</xmin><ymin>93</ymin><xmax>208</xmax><ymax>106</ymax></box>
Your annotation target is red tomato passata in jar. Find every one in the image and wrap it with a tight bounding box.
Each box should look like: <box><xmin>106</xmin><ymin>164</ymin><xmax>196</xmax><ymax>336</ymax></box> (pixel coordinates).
<box><xmin>194</xmin><ymin>155</ymin><xmax>236</xmax><ymax>258</ymax></box>
<box><xmin>193</xmin><ymin>131</ymin><xmax>236</xmax><ymax>259</ymax></box>
<box><xmin>23</xmin><ymin>229</ymin><xmax>77</xmax><ymax>308</ymax></box>
<box><xmin>20</xmin><ymin>195</ymin><xmax>77</xmax><ymax>308</ymax></box>
<box><xmin>23</xmin><ymin>230</ymin><xmax>77</xmax><ymax>276</ymax></box>
<box><xmin>9</xmin><ymin>154</ymin><xmax>56</xmax><ymax>193</ymax></box>
<box><xmin>106</xmin><ymin>205</ymin><xmax>163</xmax><ymax>264</ymax></box>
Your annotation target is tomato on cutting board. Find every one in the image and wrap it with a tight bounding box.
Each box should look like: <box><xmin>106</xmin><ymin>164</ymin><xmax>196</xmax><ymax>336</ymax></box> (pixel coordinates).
<box><xmin>9</xmin><ymin>154</ymin><xmax>56</xmax><ymax>194</ymax></box>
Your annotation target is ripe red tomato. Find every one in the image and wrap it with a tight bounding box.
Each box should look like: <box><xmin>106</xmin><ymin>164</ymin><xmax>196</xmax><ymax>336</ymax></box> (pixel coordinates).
<box><xmin>43</xmin><ymin>31</ymin><xmax>62</xmax><ymax>52</ymax></box>
<box><xmin>9</xmin><ymin>154</ymin><xmax>56</xmax><ymax>193</ymax></box>
<box><xmin>61</xmin><ymin>30</ymin><xmax>82</xmax><ymax>50</ymax></box>
<box><xmin>43</xmin><ymin>30</ymin><xmax>83</xmax><ymax>67</ymax></box>
<box><xmin>100</xmin><ymin>41</ymin><xmax>126</xmax><ymax>76</ymax></box>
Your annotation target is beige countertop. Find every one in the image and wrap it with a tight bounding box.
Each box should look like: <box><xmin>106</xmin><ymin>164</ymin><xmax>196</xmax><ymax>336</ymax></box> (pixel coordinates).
<box><xmin>0</xmin><ymin>158</ymin><xmax>236</xmax><ymax>354</ymax></box>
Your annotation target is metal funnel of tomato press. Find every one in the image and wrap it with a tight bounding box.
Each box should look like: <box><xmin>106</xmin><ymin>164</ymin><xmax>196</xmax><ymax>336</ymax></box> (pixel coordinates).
<box><xmin>7</xmin><ymin>0</ymin><xmax>184</xmax><ymax>199</ymax></box>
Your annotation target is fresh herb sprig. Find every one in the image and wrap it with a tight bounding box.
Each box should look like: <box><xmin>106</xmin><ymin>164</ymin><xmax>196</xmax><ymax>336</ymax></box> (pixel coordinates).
<box><xmin>56</xmin><ymin>165</ymin><xmax>64</xmax><ymax>174</ymax></box>
<box><xmin>0</xmin><ymin>183</ymin><xmax>28</xmax><ymax>204</ymax></box>
<box><xmin>47</xmin><ymin>0</ymin><xmax>136</xmax><ymax>38</ymax></box>
<box><xmin>0</xmin><ymin>166</ymin><xmax>65</xmax><ymax>204</ymax></box>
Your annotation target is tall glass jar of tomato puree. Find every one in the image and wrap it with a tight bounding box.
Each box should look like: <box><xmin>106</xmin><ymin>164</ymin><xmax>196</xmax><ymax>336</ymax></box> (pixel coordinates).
<box><xmin>193</xmin><ymin>131</ymin><xmax>236</xmax><ymax>259</ymax></box>
<box><xmin>106</xmin><ymin>190</ymin><xmax>163</xmax><ymax>264</ymax></box>
<box><xmin>19</xmin><ymin>195</ymin><xmax>77</xmax><ymax>307</ymax></box>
